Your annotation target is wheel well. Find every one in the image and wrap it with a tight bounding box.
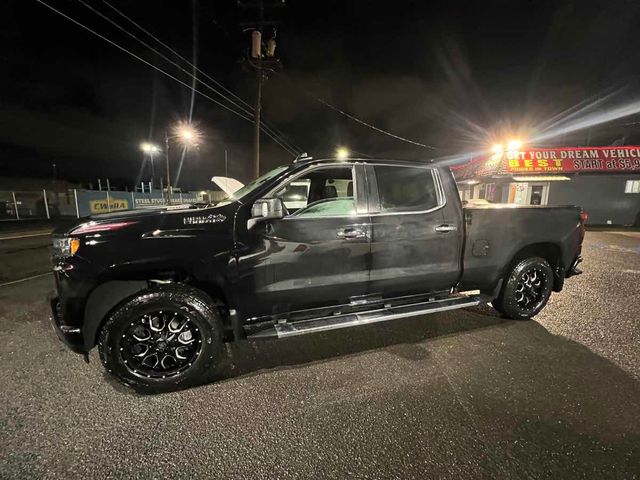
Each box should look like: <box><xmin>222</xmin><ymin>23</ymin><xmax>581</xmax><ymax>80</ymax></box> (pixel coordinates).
<box><xmin>129</xmin><ymin>268</ymin><xmax>231</xmax><ymax>316</ymax></box>
<box><xmin>85</xmin><ymin>273</ymin><xmax>232</xmax><ymax>350</ymax></box>
<box><xmin>83</xmin><ymin>280</ymin><xmax>148</xmax><ymax>351</ymax></box>
<box><xmin>509</xmin><ymin>243</ymin><xmax>561</xmax><ymax>269</ymax></box>
<box><xmin>144</xmin><ymin>270</ymin><xmax>230</xmax><ymax>313</ymax></box>
<box><xmin>188</xmin><ymin>280</ymin><xmax>229</xmax><ymax>314</ymax></box>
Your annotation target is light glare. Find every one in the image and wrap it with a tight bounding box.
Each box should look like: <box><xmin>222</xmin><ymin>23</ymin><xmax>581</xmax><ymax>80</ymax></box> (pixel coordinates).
<box><xmin>507</xmin><ymin>139</ymin><xmax>522</xmax><ymax>151</ymax></box>
<box><xmin>173</xmin><ymin>122</ymin><xmax>202</xmax><ymax>147</ymax></box>
<box><xmin>336</xmin><ymin>147</ymin><xmax>350</xmax><ymax>160</ymax></box>
<box><xmin>140</xmin><ymin>142</ymin><xmax>160</xmax><ymax>153</ymax></box>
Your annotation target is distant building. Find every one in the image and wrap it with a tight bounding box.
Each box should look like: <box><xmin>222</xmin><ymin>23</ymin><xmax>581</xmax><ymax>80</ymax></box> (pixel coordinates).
<box><xmin>453</xmin><ymin>146</ymin><xmax>640</xmax><ymax>225</ymax></box>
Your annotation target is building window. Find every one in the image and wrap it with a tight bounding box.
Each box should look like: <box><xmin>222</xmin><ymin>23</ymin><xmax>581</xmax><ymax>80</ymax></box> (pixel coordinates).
<box><xmin>625</xmin><ymin>180</ymin><xmax>640</xmax><ymax>193</ymax></box>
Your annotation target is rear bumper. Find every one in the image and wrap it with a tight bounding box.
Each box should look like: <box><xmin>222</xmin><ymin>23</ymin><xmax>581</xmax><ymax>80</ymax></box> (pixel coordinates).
<box><xmin>49</xmin><ymin>296</ymin><xmax>86</xmax><ymax>354</ymax></box>
<box><xmin>566</xmin><ymin>255</ymin><xmax>583</xmax><ymax>278</ymax></box>
<box><xmin>553</xmin><ymin>253</ymin><xmax>583</xmax><ymax>292</ymax></box>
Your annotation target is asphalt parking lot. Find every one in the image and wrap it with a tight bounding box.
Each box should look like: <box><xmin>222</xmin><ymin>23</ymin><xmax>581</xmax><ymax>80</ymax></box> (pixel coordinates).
<box><xmin>0</xmin><ymin>230</ymin><xmax>639</xmax><ymax>479</ymax></box>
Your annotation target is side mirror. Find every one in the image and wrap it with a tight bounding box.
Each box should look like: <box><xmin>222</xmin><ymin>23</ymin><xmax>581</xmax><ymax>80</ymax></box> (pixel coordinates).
<box><xmin>248</xmin><ymin>198</ymin><xmax>285</xmax><ymax>229</ymax></box>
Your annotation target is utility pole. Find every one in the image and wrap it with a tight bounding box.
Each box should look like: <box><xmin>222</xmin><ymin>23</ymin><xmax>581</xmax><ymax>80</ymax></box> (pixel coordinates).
<box><xmin>239</xmin><ymin>0</ymin><xmax>284</xmax><ymax>179</ymax></box>
<box><xmin>149</xmin><ymin>151</ymin><xmax>155</xmax><ymax>190</ymax></box>
<box><xmin>165</xmin><ymin>131</ymin><xmax>172</xmax><ymax>204</ymax></box>
<box><xmin>254</xmin><ymin>31</ymin><xmax>263</xmax><ymax>179</ymax></box>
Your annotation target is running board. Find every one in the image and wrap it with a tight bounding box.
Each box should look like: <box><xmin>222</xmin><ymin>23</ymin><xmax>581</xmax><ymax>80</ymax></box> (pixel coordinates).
<box><xmin>247</xmin><ymin>295</ymin><xmax>480</xmax><ymax>339</ymax></box>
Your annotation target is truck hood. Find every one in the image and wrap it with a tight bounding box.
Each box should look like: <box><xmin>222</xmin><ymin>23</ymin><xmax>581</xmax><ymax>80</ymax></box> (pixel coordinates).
<box><xmin>53</xmin><ymin>203</ymin><xmax>237</xmax><ymax>237</ymax></box>
<box><xmin>211</xmin><ymin>176</ymin><xmax>244</xmax><ymax>195</ymax></box>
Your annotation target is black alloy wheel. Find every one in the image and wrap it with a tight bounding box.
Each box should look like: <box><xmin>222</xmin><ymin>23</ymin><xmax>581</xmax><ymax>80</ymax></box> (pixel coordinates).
<box><xmin>492</xmin><ymin>257</ymin><xmax>554</xmax><ymax>320</ymax></box>
<box><xmin>120</xmin><ymin>309</ymin><xmax>202</xmax><ymax>379</ymax></box>
<box><xmin>513</xmin><ymin>267</ymin><xmax>547</xmax><ymax>311</ymax></box>
<box><xmin>98</xmin><ymin>285</ymin><xmax>222</xmax><ymax>393</ymax></box>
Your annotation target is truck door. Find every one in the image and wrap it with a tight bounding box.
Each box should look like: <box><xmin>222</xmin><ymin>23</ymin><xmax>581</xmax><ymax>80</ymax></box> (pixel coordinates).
<box><xmin>235</xmin><ymin>163</ymin><xmax>371</xmax><ymax>317</ymax></box>
<box><xmin>367</xmin><ymin>164</ymin><xmax>461</xmax><ymax>298</ymax></box>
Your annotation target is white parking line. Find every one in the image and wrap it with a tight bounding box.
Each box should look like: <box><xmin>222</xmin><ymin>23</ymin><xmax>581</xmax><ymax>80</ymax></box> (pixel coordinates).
<box><xmin>0</xmin><ymin>272</ymin><xmax>52</xmax><ymax>288</ymax></box>
<box><xmin>0</xmin><ymin>231</ymin><xmax>52</xmax><ymax>241</ymax></box>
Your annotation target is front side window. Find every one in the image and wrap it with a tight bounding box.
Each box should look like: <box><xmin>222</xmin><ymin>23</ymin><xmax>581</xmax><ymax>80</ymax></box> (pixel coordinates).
<box><xmin>273</xmin><ymin>166</ymin><xmax>356</xmax><ymax>217</ymax></box>
<box><xmin>374</xmin><ymin>165</ymin><xmax>440</xmax><ymax>212</ymax></box>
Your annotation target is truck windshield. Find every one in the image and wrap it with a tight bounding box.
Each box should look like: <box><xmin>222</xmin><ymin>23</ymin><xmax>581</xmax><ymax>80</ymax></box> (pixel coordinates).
<box><xmin>221</xmin><ymin>165</ymin><xmax>289</xmax><ymax>203</ymax></box>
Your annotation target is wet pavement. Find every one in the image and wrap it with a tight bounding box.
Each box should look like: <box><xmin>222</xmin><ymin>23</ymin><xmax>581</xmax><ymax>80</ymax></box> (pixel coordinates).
<box><xmin>0</xmin><ymin>231</ymin><xmax>638</xmax><ymax>479</ymax></box>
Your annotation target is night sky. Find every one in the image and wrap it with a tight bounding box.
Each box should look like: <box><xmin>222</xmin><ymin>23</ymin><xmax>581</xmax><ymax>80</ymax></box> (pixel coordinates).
<box><xmin>2</xmin><ymin>0</ymin><xmax>640</xmax><ymax>190</ymax></box>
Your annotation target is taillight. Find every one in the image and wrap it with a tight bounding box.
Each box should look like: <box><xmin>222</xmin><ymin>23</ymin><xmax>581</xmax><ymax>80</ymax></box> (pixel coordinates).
<box><xmin>579</xmin><ymin>211</ymin><xmax>588</xmax><ymax>224</ymax></box>
<box><xmin>71</xmin><ymin>221</ymin><xmax>137</xmax><ymax>235</ymax></box>
<box><xmin>578</xmin><ymin>211</ymin><xmax>587</xmax><ymax>243</ymax></box>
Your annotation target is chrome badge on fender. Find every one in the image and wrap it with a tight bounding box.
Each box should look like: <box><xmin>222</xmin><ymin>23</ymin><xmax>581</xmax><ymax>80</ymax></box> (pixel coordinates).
<box><xmin>183</xmin><ymin>214</ymin><xmax>226</xmax><ymax>225</ymax></box>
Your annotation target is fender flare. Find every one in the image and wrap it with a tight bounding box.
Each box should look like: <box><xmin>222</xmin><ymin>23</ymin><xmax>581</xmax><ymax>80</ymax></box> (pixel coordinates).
<box><xmin>83</xmin><ymin>280</ymin><xmax>148</xmax><ymax>350</ymax></box>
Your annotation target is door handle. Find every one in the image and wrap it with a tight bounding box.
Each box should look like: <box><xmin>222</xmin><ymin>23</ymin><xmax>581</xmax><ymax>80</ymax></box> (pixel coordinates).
<box><xmin>435</xmin><ymin>224</ymin><xmax>458</xmax><ymax>233</ymax></box>
<box><xmin>337</xmin><ymin>228</ymin><xmax>367</xmax><ymax>239</ymax></box>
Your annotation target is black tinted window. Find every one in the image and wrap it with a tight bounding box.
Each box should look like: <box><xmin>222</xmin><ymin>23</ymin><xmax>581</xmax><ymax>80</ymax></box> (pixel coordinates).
<box><xmin>374</xmin><ymin>166</ymin><xmax>439</xmax><ymax>212</ymax></box>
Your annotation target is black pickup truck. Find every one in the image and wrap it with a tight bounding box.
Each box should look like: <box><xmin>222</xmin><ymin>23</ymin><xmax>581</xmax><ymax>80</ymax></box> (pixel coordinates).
<box><xmin>50</xmin><ymin>157</ymin><xmax>585</xmax><ymax>392</ymax></box>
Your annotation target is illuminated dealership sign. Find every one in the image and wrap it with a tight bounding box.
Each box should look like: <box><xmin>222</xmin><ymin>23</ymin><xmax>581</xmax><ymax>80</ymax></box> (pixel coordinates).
<box><xmin>453</xmin><ymin>146</ymin><xmax>640</xmax><ymax>179</ymax></box>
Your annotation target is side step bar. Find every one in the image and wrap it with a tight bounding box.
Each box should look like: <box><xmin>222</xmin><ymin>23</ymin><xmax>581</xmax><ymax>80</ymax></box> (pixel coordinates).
<box><xmin>248</xmin><ymin>295</ymin><xmax>480</xmax><ymax>340</ymax></box>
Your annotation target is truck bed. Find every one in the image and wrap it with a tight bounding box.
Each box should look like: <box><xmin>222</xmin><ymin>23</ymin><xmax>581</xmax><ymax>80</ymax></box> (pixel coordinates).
<box><xmin>459</xmin><ymin>204</ymin><xmax>583</xmax><ymax>294</ymax></box>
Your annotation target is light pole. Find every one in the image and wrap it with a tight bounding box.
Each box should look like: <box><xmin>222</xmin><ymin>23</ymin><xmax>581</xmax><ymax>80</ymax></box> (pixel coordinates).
<box><xmin>140</xmin><ymin>142</ymin><xmax>160</xmax><ymax>190</ymax></box>
<box><xmin>164</xmin><ymin>122</ymin><xmax>201</xmax><ymax>204</ymax></box>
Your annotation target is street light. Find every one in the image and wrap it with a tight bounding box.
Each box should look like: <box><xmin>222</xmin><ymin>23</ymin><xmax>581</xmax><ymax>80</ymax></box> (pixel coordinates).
<box><xmin>140</xmin><ymin>142</ymin><xmax>160</xmax><ymax>189</ymax></box>
<box><xmin>336</xmin><ymin>147</ymin><xmax>350</xmax><ymax>160</ymax></box>
<box><xmin>140</xmin><ymin>142</ymin><xmax>160</xmax><ymax>154</ymax></box>
<box><xmin>165</xmin><ymin>122</ymin><xmax>201</xmax><ymax>203</ymax></box>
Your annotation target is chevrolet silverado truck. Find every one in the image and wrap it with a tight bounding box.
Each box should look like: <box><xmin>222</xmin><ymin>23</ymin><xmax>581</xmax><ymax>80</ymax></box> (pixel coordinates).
<box><xmin>50</xmin><ymin>157</ymin><xmax>585</xmax><ymax>392</ymax></box>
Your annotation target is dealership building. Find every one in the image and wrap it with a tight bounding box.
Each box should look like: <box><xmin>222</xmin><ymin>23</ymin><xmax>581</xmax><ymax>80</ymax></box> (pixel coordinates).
<box><xmin>453</xmin><ymin>146</ymin><xmax>640</xmax><ymax>225</ymax></box>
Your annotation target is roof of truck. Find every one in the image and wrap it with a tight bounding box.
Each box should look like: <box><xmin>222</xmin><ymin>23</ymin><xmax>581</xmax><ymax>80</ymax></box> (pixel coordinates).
<box><xmin>293</xmin><ymin>156</ymin><xmax>436</xmax><ymax>167</ymax></box>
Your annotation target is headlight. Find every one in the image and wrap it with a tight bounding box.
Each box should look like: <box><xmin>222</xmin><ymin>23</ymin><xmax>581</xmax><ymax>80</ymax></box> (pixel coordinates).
<box><xmin>52</xmin><ymin>237</ymin><xmax>80</xmax><ymax>257</ymax></box>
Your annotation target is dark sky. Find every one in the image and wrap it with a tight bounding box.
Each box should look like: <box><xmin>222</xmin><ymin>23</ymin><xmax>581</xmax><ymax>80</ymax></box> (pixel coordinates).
<box><xmin>2</xmin><ymin>0</ymin><xmax>640</xmax><ymax>190</ymax></box>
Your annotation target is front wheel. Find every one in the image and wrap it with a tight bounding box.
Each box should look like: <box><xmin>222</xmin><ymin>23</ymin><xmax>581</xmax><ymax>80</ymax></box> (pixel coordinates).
<box><xmin>98</xmin><ymin>284</ymin><xmax>223</xmax><ymax>393</ymax></box>
<box><xmin>493</xmin><ymin>257</ymin><xmax>553</xmax><ymax>320</ymax></box>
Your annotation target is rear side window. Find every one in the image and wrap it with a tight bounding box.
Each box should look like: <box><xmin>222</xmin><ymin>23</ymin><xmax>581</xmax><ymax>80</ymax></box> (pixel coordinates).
<box><xmin>373</xmin><ymin>166</ymin><xmax>439</xmax><ymax>212</ymax></box>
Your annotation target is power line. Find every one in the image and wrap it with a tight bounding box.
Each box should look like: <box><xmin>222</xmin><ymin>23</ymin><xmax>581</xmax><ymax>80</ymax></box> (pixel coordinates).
<box><xmin>76</xmin><ymin>0</ymin><xmax>249</xmax><ymax>118</ymax></box>
<box><xmin>103</xmin><ymin>0</ymin><xmax>254</xmax><ymax>111</ymax></box>
<box><xmin>36</xmin><ymin>0</ymin><xmax>249</xmax><ymax>120</ymax></box>
<box><xmin>273</xmin><ymin>71</ymin><xmax>440</xmax><ymax>150</ymax></box>
<box><xmin>101</xmin><ymin>0</ymin><xmax>303</xmax><ymax>154</ymax></box>
<box><xmin>79</xmin><ymin>0</ymin><xmax>301</xmax><ymax>155</ymax></box>
<box><xmin>35</xmin><ymin>0</ymin><xmax>299</xmax><ymax>157</ymax></box>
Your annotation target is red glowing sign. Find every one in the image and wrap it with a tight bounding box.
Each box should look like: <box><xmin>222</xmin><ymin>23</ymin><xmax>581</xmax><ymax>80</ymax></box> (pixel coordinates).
<box><xmin>453</xmin><ymin>146</ymin><xmax>640</xmax><ymax>179</ymax></box>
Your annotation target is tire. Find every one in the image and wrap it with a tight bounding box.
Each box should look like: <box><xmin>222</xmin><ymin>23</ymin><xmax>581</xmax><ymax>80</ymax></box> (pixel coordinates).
<box><xmin>98</xmin><ymin>284</ymin><xmax>223</xmax><ymax>393</ymax></box>
<box><xmin>492</xmin><ymin>257</ymin><xmax>553</xmax><ymax>320</ymax></box>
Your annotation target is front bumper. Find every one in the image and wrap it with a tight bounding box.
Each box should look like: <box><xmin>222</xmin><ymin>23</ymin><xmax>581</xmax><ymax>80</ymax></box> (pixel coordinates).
<box><xmin>49</xmin><ymin>296</ymin><xmax>85</xmax><ymax>354</ymax></box>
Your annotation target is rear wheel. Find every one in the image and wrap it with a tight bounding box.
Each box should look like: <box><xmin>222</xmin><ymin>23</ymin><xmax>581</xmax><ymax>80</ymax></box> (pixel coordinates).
<box><xmin>493</xmin><ymin>257</ymin><xmax>553</xmax><ymax>320</ymax></box>
<box><xmin>98</xmin><ymin>284</ymin><xmax>222</xmax><ymax>393</ymax></box>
